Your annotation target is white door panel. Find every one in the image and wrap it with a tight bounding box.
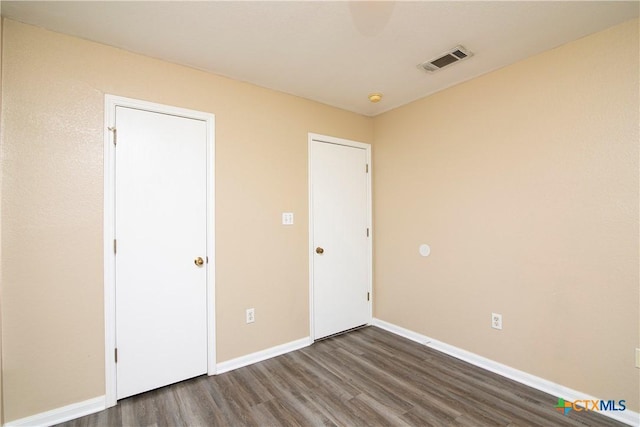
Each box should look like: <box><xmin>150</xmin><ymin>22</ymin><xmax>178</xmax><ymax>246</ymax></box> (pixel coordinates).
<box><xmin>115</xmin><ymin>106</ymin><xmax>208</xmax><ymax>399</ymax></box>
<box><xmin>311</xmin><ymin>139</ymin><xmax>370</xmax><ymax>339</ymax></box>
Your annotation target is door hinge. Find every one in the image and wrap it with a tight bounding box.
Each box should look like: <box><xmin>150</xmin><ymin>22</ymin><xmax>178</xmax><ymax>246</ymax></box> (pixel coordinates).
<box><xmin>113</xmin><ymin>239</ymin><xmax>117</xmax><ymax>254</ymax></box>
<box><xmin>366</xmin><ymin>228</ymin><xmax>370</xmax><ymax>237</ymax></box>
<box><xmin>367</xmin><ymin>292</ymin><xmax>370</xmax><ymax>301</ymax></box>
<box><xmin>115</xmin><ymin>348</ymin><xmax>118</xmax><ymax>363</ymax></box>
<box><xmin>366</xmin><ymin>164</ymin><xmax>369</xmax><ymax>173</ymax></box>
<box><xmin>108</xmin><ymin>127</ymin><xmax>117</xmax><ymax>145</ymax></box>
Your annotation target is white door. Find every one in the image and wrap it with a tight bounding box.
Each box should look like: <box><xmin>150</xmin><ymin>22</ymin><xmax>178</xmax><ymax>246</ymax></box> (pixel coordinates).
<box><xmin>310</xmin><ymin>136</ymin><xmax>371</xmax><ymax>340</ymax></box>
<box><xmin>115</xmin><ymin>106</ymin><xmax>208</xmax><ymax>399</ymax></box>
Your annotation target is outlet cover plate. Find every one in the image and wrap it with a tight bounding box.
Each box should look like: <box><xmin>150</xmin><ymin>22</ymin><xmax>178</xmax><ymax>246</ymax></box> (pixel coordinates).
<box><xmin>491</xmin><ymin>313</ymin><xmax>503</xmax><ymax>330</ymax></box>
<box><xmin>246</xmin><ymin>308</ymin><xmax>255</xmax><ymax>324</ymax></box>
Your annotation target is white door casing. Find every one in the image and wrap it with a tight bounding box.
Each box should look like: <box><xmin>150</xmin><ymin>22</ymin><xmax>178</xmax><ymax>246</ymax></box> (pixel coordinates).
<box><xmin>104</xmin><ymin>95</ymin><xmax>215</xmax><ymax>406</ymax></box>
<box><xmin>309</xmin><ymin>133</ymin><xmax>372</xmax><ymax>340</ymax></box>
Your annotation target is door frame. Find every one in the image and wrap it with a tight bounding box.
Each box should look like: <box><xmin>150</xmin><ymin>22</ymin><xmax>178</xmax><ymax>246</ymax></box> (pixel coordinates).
<box><xmin>308</xmin><ymin>133</ymin><xmax>372</xmax><ymax>341</ymax></box>
<box><xmin>103</xmin><ymin>95</ymin><xmax>216</xmax><ymax>407</ymax></box>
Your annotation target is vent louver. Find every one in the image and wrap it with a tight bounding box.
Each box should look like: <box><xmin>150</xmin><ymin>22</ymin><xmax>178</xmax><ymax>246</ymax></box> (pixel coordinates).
<box><xmin>418</xmin><ymin>45</ymin><xmax>473</xmax><ymax>73</ymax></box>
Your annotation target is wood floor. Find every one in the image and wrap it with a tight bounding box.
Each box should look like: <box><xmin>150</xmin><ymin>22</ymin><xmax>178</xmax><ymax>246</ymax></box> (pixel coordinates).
<box><xmin>58</xmin><ymin>327</ymin><xmax>626</xmax><ymax>427</ymax></box>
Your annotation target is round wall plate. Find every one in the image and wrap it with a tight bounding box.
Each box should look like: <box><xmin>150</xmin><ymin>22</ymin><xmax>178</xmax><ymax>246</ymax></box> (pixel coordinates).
<box><xmin>419</xmin><ymin>244</ymin><xmax>431</xmax><ymax>257</ymax></box>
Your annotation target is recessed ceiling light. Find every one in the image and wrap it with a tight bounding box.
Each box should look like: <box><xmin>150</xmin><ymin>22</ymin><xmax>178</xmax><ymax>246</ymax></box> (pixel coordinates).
<box><xmin>368</xmin><ymin>93</ymin><xmax>383</xmax><ymax>103</ymax></box>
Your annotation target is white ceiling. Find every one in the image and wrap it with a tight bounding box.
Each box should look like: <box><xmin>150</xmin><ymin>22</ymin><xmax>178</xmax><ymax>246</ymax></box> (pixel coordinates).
<box><xmin>2</xmin><ymin>1</ymin><xmax>638</xmax><ymax>116</ymax></box>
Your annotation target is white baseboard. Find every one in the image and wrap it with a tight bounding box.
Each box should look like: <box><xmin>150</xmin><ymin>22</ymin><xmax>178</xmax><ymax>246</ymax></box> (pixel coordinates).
<box><xmin>4</xmin><ymin>396</ymin><xmax>106</xmax><ymax>427</ymax></box>
<box><xmin>216</xmin><ymin>336</ymin><xmax>312</xmax><ymax>374</ymax></box>
<box><xmin>5</xmin><ymin>337</ymin><xmax>311</xmax><ymax>427</ymax></box>
<box><xmin>372</xmin><ymin>318</ymin><xmax>639</xmax><ymax>427</ymax></box>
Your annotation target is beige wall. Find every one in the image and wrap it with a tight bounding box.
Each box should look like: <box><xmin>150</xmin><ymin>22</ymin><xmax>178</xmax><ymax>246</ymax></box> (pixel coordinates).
<box><xmin>0</xmin><ymin>13</ymin><xmax>4</xmax><ymax>427</ymax></box>
<box><xmin>0</xmin><ymin>20</ymin><xmax>373</xmax><ymax>421</ymax></box>
<box><xmin>373</xmin><ymin>18</ymin><xmax>639</xmax><ymax>411</ymax></box>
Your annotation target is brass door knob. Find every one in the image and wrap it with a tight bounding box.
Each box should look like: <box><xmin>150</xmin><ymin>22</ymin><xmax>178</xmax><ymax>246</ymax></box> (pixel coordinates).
<box><xmin>194</xmin><ymin>257</ymin><xmax>205</xmax><ymax>267</ymax></box>
<box><xmin>315</xmin><ymin>247</ymin><xmax>324</xmax><ymax>254</ymax></box>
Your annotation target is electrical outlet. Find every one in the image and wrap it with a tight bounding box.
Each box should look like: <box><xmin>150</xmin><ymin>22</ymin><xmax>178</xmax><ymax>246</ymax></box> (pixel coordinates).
<box><xmin>491</xmin><ymin>313</ymin><xmax>503</xmax><ymax>330</ymax></box>
<box><xmin>246</xmin><ymin>308</ymin><xmax>255</xmax><ymax>324</ymax></box>
<box><xmin>636</xmin><ymin>348</ymin><xmax>640</xmax><ymax>369</ymax></box>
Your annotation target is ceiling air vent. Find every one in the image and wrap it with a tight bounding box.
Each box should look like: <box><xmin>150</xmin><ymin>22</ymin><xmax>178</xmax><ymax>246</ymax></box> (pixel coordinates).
<box><xmin>418</xmin><ymin>45</ymin><xmax>473</xmax><ymax>73</ymax></box>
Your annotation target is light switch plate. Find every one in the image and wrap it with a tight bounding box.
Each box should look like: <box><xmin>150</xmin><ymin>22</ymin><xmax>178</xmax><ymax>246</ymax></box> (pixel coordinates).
<box><xmin>282</xmin><ymin>212</ymin><xmax>294</xmax><ymax>225</ymax></box>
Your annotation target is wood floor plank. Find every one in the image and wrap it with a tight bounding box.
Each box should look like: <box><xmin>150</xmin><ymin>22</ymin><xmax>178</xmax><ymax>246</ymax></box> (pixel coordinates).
<box><xmin>56</xmin><ymin>327</ymin><xmax>627</xmax><ymax>427</ymax></box>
